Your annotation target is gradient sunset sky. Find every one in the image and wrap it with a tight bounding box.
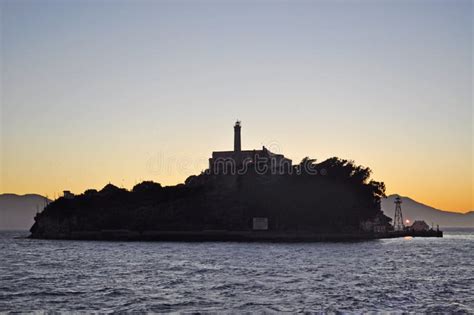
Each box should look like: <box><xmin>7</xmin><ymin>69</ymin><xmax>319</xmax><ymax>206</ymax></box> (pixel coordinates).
<box><xmin>1</xmin><ymin>0</ymin><xmax>472</xmax><ymax>212</ymax></box>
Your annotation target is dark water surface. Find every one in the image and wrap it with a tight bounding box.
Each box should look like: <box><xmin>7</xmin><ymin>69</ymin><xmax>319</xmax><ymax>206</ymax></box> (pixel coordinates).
<box><xmin>1</xmin><ymin>230</ymin><xmax>473</xmax><ymax>313</ymax></box>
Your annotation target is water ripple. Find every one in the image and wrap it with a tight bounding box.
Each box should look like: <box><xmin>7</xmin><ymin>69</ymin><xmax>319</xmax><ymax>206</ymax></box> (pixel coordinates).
<box><xmin>0</xmin><ymin>230</ymin><xmax>473</xmax><ymax>312</ymax></box>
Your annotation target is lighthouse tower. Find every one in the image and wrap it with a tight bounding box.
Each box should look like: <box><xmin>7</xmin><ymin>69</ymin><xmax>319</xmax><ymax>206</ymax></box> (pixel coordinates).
<box><xmin>208</xmin><ymin>121</ymin><xmax>292</xmax><ymax>175</ymax></box>
<box><xmin>234</xmin><ymin>121</ymin><xmax>241</xmax><ymax>152</ymax></box>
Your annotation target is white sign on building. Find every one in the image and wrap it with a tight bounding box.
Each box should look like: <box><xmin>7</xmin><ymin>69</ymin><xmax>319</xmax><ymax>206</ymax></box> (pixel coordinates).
<box><xmin>252</xmin><ymin>217</ymin><xmax>268</xmax><ymax>230</ymax></box>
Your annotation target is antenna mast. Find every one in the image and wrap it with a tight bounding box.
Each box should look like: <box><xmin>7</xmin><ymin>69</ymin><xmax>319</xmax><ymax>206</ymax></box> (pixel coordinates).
<box><xmin>393</xmin><ymin>196</ymin><xmax>405</xmax><ymax>231</ymax></box>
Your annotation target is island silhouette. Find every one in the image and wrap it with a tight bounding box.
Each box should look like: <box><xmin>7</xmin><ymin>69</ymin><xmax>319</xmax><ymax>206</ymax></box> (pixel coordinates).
<box><xmin>29</xmin><ymin>122</ymin><xmax>441</xmax><ymax>241</ymax></box>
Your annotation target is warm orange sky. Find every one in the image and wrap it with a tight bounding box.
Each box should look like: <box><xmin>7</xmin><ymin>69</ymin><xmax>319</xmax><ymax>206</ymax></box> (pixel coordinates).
<box><xmin>1</xmin><ymin>0</ymin><xmax>472</xmax><ymax>213</ymax></box>
<box><xmin>1</xmin><ymin>119</ymin><xmax>472</xmax><ymax>212</ymax></box>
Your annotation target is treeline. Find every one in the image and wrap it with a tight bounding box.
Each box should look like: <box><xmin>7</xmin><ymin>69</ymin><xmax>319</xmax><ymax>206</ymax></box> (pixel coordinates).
<box><xmin>30</xmin><ymin>157</ymin><xmax>390</xmax><ymax>236</ymax></box>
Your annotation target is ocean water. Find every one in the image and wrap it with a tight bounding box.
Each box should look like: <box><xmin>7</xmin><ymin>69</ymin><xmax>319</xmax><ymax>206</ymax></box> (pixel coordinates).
<box><xmin>0</xmin><ymin>230</ymin><xmax>473</xmax><ymax>313</ymax></box>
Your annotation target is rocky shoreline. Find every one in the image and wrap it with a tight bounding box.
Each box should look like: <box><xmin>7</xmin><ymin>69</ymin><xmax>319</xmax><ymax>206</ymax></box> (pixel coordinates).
<box><xmin>29</xmin><ymin>229</ymin><xmax>443</xmax><ymax>242</ymax></box>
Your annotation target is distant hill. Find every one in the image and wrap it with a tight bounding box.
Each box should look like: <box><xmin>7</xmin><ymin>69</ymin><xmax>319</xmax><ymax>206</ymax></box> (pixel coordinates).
<box><xmin>0</xmin><ymin>194</ymin><xmax>50</xmax><ymax>230</ymax></box>
<box><xmin>381</xmin><ymin>195</ymin><xmax>474</xmax><ymax>228</ymax></box>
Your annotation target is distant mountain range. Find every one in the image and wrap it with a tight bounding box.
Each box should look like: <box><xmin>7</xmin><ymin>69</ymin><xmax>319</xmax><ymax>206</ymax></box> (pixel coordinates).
<box><xmin>0</xmin><ymin>193</ymin><xmax>472</xmax><ymax>230</ymax></box>
<box><xmin>0</xmin><ymin>194</ymin><xmax>50</xmax><ymax>230</ymax></box>
<box><xmin>381</xmin><ymin>195</ymin><xmax>473</xmax><ymax>228</ymax></box>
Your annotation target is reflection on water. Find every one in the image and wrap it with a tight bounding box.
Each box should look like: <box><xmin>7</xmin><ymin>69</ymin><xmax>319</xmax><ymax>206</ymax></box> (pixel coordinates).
<box><xmin>0</xmin><ymin>230</ymin><xmax>473</xmax><ymax>312</ymax></box>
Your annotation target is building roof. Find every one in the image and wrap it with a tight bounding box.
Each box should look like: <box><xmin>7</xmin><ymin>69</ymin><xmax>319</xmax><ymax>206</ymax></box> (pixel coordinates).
<box><xmin>211</xmin><ymin>147</ymin><xmax>291</xmax><ymax>162</ymax></box>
